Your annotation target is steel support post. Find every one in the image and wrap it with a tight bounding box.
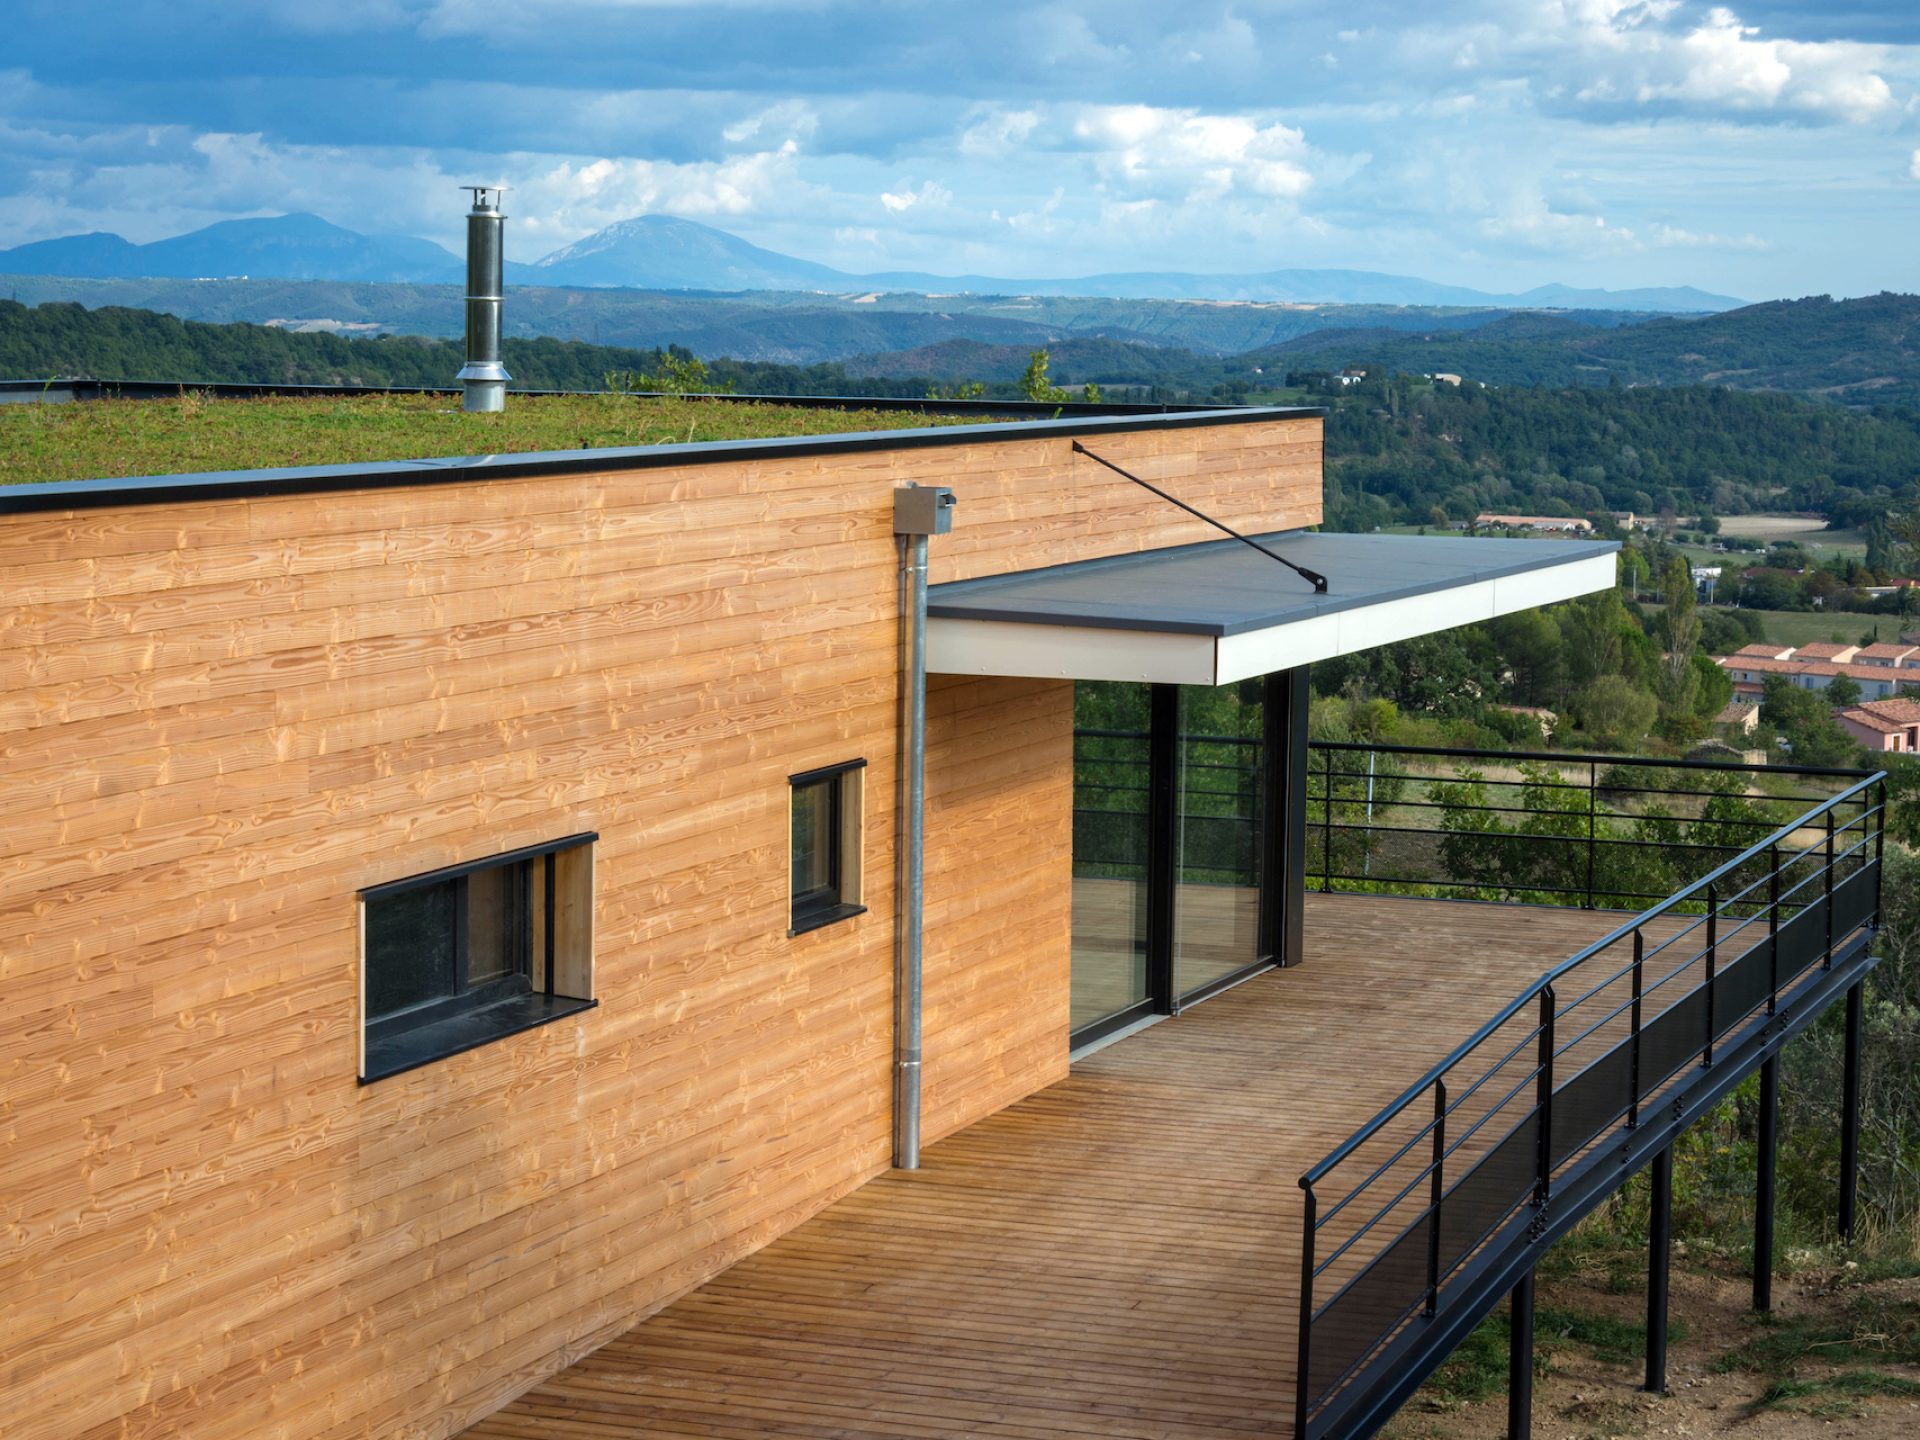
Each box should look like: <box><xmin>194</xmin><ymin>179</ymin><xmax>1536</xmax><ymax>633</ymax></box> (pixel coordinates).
<box><xmin>1508</xmin><ymin>1268</ymin><xmax>1536</xmax><ymax>1440</ymax></box>
<box><xmin>1754</xmin><ymin>1055</ymin><xmax>1778</xmax><ymax>1312</ymax></box>
<box><xmin>1646</xmin><ymin>1145</ymin><xmax>1673</xmax><ymax>1394</ymax></box>
<box><xmin>1840</xmin><ymin>981</ymin><xmax>1864</xmax><ymax>1244</ymax></box>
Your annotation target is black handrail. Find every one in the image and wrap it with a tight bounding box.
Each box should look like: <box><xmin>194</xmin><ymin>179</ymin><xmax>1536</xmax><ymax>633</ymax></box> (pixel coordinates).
<box><xmin>1293</xmin><ymin>769</ymin><xmax>1887</xmax><ymax>1440</ymax></box>
<box><xmin>1301</xmin><ymin>771</ymin><xmax>1884</xmax><ymax>1186</ymax></box>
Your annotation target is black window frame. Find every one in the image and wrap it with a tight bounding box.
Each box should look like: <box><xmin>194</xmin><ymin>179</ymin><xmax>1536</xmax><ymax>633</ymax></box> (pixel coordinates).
<box><xmin>359</xmin><ymin>832</ymin><xmax>597</xmax><ymax>1083</ymax></box>
<box><xmin>789</xmin><ymin>760</ymin><xmax>867</xmax><ymax>936</ymax></box>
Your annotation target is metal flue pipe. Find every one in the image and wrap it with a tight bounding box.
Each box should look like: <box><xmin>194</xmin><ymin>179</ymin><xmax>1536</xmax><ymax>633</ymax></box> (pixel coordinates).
<box><xmin>457</xmin><ymin>186</ymin><xmax>511</xmax><ymax>413</ymax></box>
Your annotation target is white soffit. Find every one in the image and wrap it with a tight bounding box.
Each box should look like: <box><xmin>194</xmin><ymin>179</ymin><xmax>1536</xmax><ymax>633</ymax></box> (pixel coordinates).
<box><xmin>925</xmin><ymin>532</ymin><xmax>1619</xmax><ymax>686</ymax></box>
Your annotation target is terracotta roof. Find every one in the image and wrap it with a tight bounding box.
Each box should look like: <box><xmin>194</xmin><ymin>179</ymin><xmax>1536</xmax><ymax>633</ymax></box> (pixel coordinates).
<box><xmin>1836</xmin><ymin>698</ymin><xmax>1920</xmax><ymax>733</ymax></box>
<box><xmin>1794</xmin><ymin>642</ymin><xmax>1858</xmax><ymax>661</ymax></box>
<box><xmin>1730</xmin><ymin>643</ymin><xmax>1794</xmax><ymax>660</ymax></box>
<box><xmin>1717</xmin><ymin>655</ymin><xmax>1912</xmax><ymax>683</ymax></box>
<box><xmin>1855</xmin><ymin>643</ymin><xmax>1919</xmax><ymax>662</ymax></box>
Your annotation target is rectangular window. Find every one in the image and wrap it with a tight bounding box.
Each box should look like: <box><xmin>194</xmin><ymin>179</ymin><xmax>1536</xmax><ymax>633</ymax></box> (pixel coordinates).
<box><xmin>789</xmin><ymin>761</ymin><xmax>866</xmax><ymax>935</ymax></box>
<box><xmin>360</xmin><ymin>833</ymin><xmax>596</xmax><ymax>1082</ymax></box>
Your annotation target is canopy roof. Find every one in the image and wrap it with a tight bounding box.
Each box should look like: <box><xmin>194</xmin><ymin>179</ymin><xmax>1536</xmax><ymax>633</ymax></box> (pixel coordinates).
<box><xmin>927</xmin><ymin>530</ymin><xmax>1619</xmax><ymax>686</ymax></box>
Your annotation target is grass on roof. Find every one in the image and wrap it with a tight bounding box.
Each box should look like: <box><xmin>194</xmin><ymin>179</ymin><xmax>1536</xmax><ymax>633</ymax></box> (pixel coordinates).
<box><xmin>0</xmin><ymin>391</ymin><xmax>990</xmax><ymax>487</ymax></box>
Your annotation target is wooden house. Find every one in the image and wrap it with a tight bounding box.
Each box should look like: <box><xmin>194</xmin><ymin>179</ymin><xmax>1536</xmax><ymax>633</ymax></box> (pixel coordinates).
<box><xmin>3</xmin><ymin>398</ymin><xmax>1872</xmax><ymax>1440</ymax></box>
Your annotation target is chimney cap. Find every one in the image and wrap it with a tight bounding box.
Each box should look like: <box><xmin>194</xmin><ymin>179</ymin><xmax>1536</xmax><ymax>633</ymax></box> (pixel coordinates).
<box><xmin>461</xmin><ymin>185</ymin><xmax>510</xmax><ymax>212</ymax></box>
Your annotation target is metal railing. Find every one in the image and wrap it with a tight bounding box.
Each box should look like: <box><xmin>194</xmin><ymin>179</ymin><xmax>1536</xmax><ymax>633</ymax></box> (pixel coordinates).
<box><xmin>1292</xmin><ymin>770</ymin><xmax>1887</xmax><ymax>1440</ymax></box>
<box><xmin>1075</xmin><ymin>734</ymin><xmax>1869</xmax><ymax>909</ymax></box>
<box><xmin>1308</xmin><ymin>741</ymin><xmax>1871</xmax><ymax>910</ymax></box>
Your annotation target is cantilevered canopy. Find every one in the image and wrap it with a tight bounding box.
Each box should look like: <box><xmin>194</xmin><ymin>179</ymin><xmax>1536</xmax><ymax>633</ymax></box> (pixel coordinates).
<box><xmin>927</xmin><ymin>531</ymin><xmax>1619</xmax><ymax>686</ymax></box>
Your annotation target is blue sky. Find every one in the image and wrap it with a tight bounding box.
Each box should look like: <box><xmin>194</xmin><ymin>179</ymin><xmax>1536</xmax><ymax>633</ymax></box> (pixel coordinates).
<box><xmin>4</xmin><ymin>1</ymin><xmax>1919</xmax><ymax>299</ymax></box>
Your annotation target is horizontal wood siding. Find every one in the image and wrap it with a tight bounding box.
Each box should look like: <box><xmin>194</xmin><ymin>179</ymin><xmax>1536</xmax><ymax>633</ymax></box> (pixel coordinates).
<box><xmin>920</xmin><ymin>676</ymin><xmax>1075</xmax><ymax>1146</ymax></box>
<box><xmin>0</xmin><ymin>415</ymin><xmax>1319</xmax><ymax>1439</ymax></box>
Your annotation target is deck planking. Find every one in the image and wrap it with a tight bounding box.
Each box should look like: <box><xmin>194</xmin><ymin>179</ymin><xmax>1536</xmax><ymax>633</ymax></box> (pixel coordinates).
<box><xmin>462</xmin><ymin>894</ymin><xmax>1652</xmax><ymax>1440</ymax></box>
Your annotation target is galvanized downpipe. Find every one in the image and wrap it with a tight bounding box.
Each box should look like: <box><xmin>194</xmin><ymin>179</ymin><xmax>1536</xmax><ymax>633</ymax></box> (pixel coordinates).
<box><xmin>892</xmin><ymin>484</ymin><xmax>953</xmax><ymax>1170</ymax></box>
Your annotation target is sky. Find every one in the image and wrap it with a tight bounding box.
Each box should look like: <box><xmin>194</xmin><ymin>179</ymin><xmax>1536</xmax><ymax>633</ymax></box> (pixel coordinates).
<box><xmin>4</xmin><ymin>0</ymin><xmax>1920</xmax><ymax>300</ymax></box>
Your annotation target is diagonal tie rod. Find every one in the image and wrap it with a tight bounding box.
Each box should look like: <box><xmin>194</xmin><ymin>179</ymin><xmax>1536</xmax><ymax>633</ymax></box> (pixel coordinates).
<box><xmin>1072</xmin><ymin>441</ymin><xmax>1329</xmax><ymax>594</ymax></box>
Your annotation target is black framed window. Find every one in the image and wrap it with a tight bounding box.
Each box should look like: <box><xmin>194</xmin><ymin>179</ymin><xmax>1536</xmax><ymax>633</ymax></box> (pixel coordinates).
<box><xmin>790</xmin><ymin>760</ymin><xmax>866</xmax><ymax>935</ymax></box>
<box><xmin>360</xmin><ymin>833</ymin><xmax>597</xmax><ymax>1082</ymax></box>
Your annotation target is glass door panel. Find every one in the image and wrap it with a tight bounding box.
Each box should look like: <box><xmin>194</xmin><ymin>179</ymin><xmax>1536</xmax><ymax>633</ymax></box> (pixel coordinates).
<box><xmin>1173</xmin><ymin>681</ymin><xmax>1266</xmax><ymax>1001</ymax></box>
<box><xmin>1070</xmin><ymin>681</ymin><xmax>1152</xmax><ymax>1033</ymax></box>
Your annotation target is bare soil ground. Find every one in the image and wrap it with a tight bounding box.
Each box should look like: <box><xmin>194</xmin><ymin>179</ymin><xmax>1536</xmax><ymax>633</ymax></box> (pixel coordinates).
<box><xmin>1382</xmin><ymin>1260</ymin><xmax>1920</xmax><ymax>1440</ymax></box>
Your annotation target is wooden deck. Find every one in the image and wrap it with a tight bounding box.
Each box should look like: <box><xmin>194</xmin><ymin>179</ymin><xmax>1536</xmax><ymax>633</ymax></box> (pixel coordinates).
<box><xmin>462</xmin><ymin>895</ymin><xmax>1645</xmax><ymax>1440</ymax></box>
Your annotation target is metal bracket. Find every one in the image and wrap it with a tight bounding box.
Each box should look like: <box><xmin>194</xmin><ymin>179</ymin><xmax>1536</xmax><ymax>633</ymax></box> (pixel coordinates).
<box><xmin>894</xmin><ymin>484</ymin><xmax>956</xmax><ymax>536</ymax></box>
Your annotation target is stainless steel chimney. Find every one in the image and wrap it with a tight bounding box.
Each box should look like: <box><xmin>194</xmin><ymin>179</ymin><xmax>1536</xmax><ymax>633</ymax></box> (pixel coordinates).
<box><xmin>456</xmin><ymin>186</ymin><xmax>510</xmax><ymax>413</ymax></box>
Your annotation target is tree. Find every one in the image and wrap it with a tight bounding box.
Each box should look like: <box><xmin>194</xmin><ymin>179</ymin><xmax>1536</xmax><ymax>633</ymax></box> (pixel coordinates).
<box><xmin>1657</xmin><ymin>555</ymin><xmax>1701</xmax><ymax>719</ymax></box>
<box><xmin>926</xmin><ymin>379</ymin><xmax>984</xmax><ymax>400</ymax></box>
<box><xmin>1018</xmin><ymin>349</ymin><xmax>1100</xmax><ymax>404</ymax></box>
<box><xmin>1759</xmin><ymin>675</ymin><xmax>1860</xmax><ymax>766</ymax></box>
<box><xmin>1570</xmin><ymin>675</ymin><xmax>1658</xmax><ymax>748</ymax></box>
<box><xmin>1825</xmin><ymin>671</ymin><xmax>1863</xmax><ymax>706</ymax></box>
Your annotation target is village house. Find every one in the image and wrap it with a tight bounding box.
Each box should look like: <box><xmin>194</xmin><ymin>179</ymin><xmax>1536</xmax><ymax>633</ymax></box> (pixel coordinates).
<box><xmin>1835</xmin><ymin>697</ymin><xmax>1920</xmax><ymax>753</ymax></box>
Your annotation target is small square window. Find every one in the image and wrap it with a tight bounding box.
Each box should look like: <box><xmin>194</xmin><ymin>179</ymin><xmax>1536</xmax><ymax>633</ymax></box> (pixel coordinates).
<box><xmin>789</xmin><ymin>761</ymin><xmax>866</xmax><ymax>935</ymax></box>
<box><xmin>360</xmin><ymin>834</ymin><xmax>596</xmax><ymax>1082</ymax></box>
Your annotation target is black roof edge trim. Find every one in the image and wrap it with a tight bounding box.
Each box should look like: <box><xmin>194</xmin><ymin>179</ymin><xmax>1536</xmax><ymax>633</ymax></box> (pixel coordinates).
<box><xmin>0</xmin><ymin>404</ymin><xmax>1326</xmax><ymax>514</ymax></box>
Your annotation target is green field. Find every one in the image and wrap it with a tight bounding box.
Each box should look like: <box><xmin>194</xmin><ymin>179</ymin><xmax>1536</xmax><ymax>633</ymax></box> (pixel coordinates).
<box><xmin>1715</xmin><ymin>512</ymin><xmax>1869</xmax><ymax>556</ymax></box>
<box><xmin>0</xmin><ymin>391</ymin><xmax>986</xmax><ymax>487</ymax></box>
<box><xmin>1641</xmin><ymin>600</ymin><xmax>1908</xmax><ymax>648</ymax></box>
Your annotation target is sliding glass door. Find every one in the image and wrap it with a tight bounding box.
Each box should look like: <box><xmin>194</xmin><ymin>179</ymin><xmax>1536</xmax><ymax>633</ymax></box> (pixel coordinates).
<box><xmin>1173</xmin><ymin>684</ymin><xmax>1267</xmax><ymax>1001</ymax></box>
<box><xmin>1069</xmin><ymin>684</ymin><xmax>1153</xmax><ymax>1034</ymax></box>
<box><xmin>1070</xmin><ymin>672</ymin><xmax>1303</xmax><ymax>1049</ymax></box>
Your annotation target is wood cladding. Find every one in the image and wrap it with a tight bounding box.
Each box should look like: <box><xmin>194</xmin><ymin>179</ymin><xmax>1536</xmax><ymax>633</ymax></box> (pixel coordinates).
<box><xmin>0</xmin><ymin>414</ymin><xmax>1320</xmax><ymax>1440</ymax></box>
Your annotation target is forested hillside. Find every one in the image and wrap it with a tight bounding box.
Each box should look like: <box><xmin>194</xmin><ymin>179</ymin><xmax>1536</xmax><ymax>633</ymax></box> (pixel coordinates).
<box><xmin>1319</xmin><ymin>373</ymin><xmax>1920</xmax><ymax>532</ymax></box>
<box><xmin>1265</xmin><ymin>293</ymin><xmax>1920</xmax><ymax>406</ymax></box>
<box><xmin>0</xmin><ymin>300</ymin><xmax>934</xmax><ymax>398</ymax></box>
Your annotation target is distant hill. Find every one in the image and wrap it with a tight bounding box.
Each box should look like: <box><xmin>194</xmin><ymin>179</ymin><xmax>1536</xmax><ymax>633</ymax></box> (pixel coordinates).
<box><xmin>519</xmin><ymin>215</ymin><xmax>846</xmax><ymax>291</ymax></box>
<box><xmin>0</xmin><ymin>272</ymin><xmax>1635</xmax><ymax>365</ymax></box>
<box><xmin>0</xmin><ymin>213</ymin><xmax>459</xmax><ymax>284</ymax></box>
<box><xmin>3</xmin><ymin>211</ymin><xmax>1744</xmax><ymax>312</ymax></box>
<box><xmin>1249</xmin><ymin>294</ymin><xmax>1920</xmax><ymax>408</ymax></box>
<box><xmin>521</xmin><ymin>214</ymin><xmax>1744</xmax><ymax>311</ymax></box>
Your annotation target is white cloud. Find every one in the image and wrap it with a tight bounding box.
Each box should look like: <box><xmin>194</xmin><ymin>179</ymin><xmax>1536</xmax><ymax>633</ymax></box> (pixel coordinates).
<box><xmin>1480</xmin><ymin>191</ymin><xmax>1642</xmax><ymax>256</ymax></box>
<box><xmin>721</xmin><ymin>100</ymin><xmax>818</xmax><ymax>147</ymax></box>
<box><xmin>1069</xmin><ymin>105</ymin><xmax>1315</xmax><ymax>203</ymax></box>
<box><xmin>958</xmin><ymin>108</ymin><xmax>1039</xmax><ymax>160</ymax></box>
<box><xmin>878</xmin><ymin>179</ymin><xmax>951</xmax><ymax>214</ymax></box>
<box><xmin>1910</xmin><ymin>149</ymin><xmax>1920</xmax><ymax>182</ymax></box>
<box><xmin>1649</xmin><ymin>222</ymin><xmax>1769</xmax><ymax>251</ymax></box>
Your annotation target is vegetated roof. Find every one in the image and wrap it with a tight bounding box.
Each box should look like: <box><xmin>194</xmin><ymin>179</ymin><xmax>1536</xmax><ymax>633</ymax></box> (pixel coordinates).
<box><xmin>0</xmin><ymin>390</ymin><xmax>998</xmax><ymax>489</ymax></box>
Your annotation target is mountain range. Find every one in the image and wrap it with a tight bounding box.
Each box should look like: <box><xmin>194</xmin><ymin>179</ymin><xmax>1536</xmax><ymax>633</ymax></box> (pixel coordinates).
<box><xmin>1</xmin><ymin>211</ymin><xmax>1746</xmax><ymax>313</ymax></box>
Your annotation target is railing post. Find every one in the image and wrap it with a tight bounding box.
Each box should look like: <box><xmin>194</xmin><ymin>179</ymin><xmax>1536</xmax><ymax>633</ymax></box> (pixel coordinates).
<box><xmin>1296</xmin><ymin>1179</ymin><xmax>1318</xmax><ymax>1440</ymax></box>
<box><xmin>1627</xmin><ymin>929</ymin><xmax>1644</xmax><ymax>1132</ymax></box>
<box><xmin>1585</xmin><ymin>761</ymin><xmax>1597</xmax><ymax>909</ymax></box>
<box><xmin>1702</xmin><ymin>883</ymin><xmax>1718</xmax><ymax>1069</ymax></box>
<box><xmin>1767</xmin><ymin>843</ymin><xmax>1780</xmax><ymax>1016</ymax></box>
<box><xmin>1535</xmin><ymin>986</ymin><xmax>1556</xmax><ymax>1206</ymax></box>
<box><xmin>1823</xmin><ymin>806</ymin><xmax>1836</xmax><ymax>970</ymax></box>
<box><xmin>1425</xmin><ymin>1077</ymin><xmax>1447</xmax><ymax>1316</ymax></box>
